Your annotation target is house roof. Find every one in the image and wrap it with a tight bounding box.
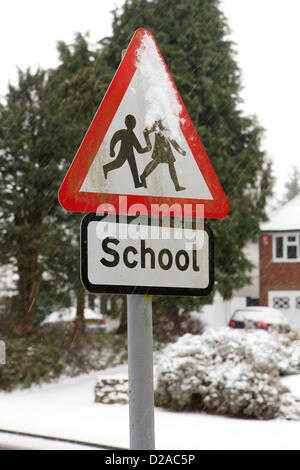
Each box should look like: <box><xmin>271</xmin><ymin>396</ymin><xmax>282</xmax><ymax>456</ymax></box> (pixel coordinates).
<box><xmin>260</xmin><ymin>194</ymin><xmax>300</xmax><ymax>232</ymax></box>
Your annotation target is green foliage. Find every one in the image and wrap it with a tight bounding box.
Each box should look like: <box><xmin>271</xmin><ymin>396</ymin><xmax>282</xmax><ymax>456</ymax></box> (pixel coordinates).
<box><xmin>0</xmin><ymin>328</ymin><xmax>128</xmax><ymax>391</ymax></box>
<box><xmin>0</xmin><ymin>69</ymin><xmax>63</xmax><ymax>263</ymax></box>
<box><xmin>0</xmin><ymin>69</ymin><xmax>70</xmax><ymax>332</ymax></box>
<box><xmin>0</xmin><ymin>35</ymin><xmax>102</xmax><ymax>330</ymax></box>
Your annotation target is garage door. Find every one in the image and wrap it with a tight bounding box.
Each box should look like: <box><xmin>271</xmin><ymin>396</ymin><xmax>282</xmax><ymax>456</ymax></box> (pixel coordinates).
<box><xmin>268</xmin><ymin>290</ymin><xmax>300</xmax><ymax>332</ymax></box>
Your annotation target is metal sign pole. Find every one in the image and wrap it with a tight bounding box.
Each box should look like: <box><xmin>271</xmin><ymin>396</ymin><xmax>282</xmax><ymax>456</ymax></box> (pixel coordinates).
<box><xmin>127</xmin><ymin>294</ymin><xmax>155</xmax><ymax>450</ymax></box>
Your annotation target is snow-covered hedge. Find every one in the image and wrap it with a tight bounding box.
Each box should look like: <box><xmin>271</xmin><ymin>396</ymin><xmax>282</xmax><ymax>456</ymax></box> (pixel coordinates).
<box><xmin>154</xmin><ymin>328</ymin><xmax>300</xmax><ymax>420</ymax></box>
<box><xmin>95</xmin><ymin>375</ymin><xmax>129</xmax><ymax>404</ymax></box>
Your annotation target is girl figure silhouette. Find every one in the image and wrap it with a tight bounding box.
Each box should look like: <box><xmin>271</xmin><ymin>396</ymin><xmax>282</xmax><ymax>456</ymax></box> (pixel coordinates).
<box><xmin>140</xmin><ymin>120</ymin><xmax>186</xmax><ymax>191</ymax></box>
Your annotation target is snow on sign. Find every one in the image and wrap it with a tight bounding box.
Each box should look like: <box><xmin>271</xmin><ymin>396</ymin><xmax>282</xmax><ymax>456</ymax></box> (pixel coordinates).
<box><xmin>58</xmin><ymin>28</ymin><xmax>229</xmax><ymax>219</ymax></box>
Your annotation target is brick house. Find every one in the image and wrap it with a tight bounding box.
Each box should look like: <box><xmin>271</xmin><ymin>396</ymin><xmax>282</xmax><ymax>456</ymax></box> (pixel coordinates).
<box><xmin>259</xmin><ymin>194</ymin><xmax>300</xmax><ymax>331</ymax></box>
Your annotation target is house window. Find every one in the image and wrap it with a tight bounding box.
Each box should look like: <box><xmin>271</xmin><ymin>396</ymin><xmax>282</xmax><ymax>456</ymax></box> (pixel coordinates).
<box><xmin>287</xmin><ymin>236</ymin><xmax>297</xmax><ymax>259</ymax></box>
<box><xmin>273</xmin><ymin>233</ymin><xmax>300</xmax><ymax>261</ymax></box>
<box><xmin>275</xmin><ymin>237</ymin><xmax>283</xmax><ymax>258</ymax></box>
<box><xmin>296</xmin><ymin>297</ymin><xmax>300</xmax><ymax>310</ymax></box>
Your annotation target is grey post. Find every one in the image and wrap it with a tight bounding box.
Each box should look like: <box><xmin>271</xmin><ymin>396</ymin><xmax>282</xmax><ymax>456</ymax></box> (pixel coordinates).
<box><xmin>0</xmin><ymin>340</ymin><xmax>5</xmax><ymax>365</ymax></box>
<box><xmin>127</xmin><ymin>294</ymin><xmax>155</xmax><ymax>450</ymax></box>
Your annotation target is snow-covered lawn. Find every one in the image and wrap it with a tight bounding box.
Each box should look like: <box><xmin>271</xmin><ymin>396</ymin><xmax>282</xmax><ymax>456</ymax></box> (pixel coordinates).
<box><xmin>0</xmin><ymin>363</ymin><xmax>300</xmax><ymax>450</ymax></box>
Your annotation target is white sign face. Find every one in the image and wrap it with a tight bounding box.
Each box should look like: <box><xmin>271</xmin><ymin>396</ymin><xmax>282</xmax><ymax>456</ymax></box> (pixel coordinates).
<box><xmin>81</xmin><ymin>215</ymin><xmax>214</xmax><ymax>296</ymax></box>
<box><xmin>79</xmin><ymin>67</ymin><xmax>213</xmax><ymax>201</ymax></box>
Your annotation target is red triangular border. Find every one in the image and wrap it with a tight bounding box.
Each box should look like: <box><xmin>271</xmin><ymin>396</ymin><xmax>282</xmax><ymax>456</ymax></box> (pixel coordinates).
<box><xmin>58</xmin><ymin>28</ymin><xmax>229</xmax><ymax>219</ymax></box>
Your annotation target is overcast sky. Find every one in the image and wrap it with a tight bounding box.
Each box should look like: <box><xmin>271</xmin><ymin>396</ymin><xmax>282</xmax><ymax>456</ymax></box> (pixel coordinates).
<box><xmin>1</xmin><ymin>0</ymin><xmax>299</xmax><ymax>198</ymax></box>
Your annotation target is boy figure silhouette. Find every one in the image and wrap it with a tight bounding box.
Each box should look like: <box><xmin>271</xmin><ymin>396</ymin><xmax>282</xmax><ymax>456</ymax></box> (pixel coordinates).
<box><xmin>141</xmin><ymin>120</ymin><xmax>186</xmax><ymax>191</ymax></box>
<box><xmin>103</xmin><ymin>114</ymin><xmax>151</xmax><ymax>188</ymax></box>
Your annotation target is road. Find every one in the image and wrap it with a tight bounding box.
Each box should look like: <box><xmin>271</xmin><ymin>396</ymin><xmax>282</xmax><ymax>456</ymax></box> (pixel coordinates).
<box><xmin>0</xmin><ymin>431</ymin><xmax>103</xmax><ymax>450</ymax></box>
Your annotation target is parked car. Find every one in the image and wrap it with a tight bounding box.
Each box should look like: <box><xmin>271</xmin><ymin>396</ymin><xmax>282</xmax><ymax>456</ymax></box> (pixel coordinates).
<box><xmin>228</xmin><ymin>307</ymin><xmax>290</xmax><ymax>333</ymax></box>
<box><xmin>42</xmin><ymin>307</ymin><xmax>106</xmax><ymax>332</ymax></box>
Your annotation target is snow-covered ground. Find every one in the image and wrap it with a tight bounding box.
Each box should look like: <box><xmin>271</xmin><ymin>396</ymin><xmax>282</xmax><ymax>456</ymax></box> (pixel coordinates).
<box><xmin>0</xmin><ymin>363</ymin><xmax>300</xmax><ymax>450</ymax></box>
<box><xmin>0</xmin><ymin>432</ymin><xmax>97</xmax><ymax>450</ymax></box>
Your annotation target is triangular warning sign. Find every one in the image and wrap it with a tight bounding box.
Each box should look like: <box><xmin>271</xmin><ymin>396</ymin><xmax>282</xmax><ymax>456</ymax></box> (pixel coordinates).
<box><xmin>59</xmin><ymin>28</ymin><xmax>229</xmax><ymax>219</ymax></box>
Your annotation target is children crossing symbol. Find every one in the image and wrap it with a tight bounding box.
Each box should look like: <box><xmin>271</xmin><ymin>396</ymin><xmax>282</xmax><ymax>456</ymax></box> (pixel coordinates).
<box><xmin>59</xmin><ymin>28</ymin><xmax>229</xmax><ymax>219</ymax></box>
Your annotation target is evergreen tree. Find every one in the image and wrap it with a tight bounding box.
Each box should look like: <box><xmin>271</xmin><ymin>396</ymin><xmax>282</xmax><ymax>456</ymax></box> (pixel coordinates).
<box><xmin>281</xmin><ymin>165</ymin><xmax>300</xmax><ymax>204</ymax></box>
<box><xmin>0</xmin><ymin>69</ymin><xmax>67</xmax><ymax>334</ymax></box>
<box><xmin>45</xmin><ymin>34</ymin><xmax>104</xmax><ymax>342</ymax></box>
<box><xmin>0</xmin><ymin>35</ymin><xmax>124</xmax><ymax>336</ymax></box>
<box><xmin>97</xmin><ymin>0</ymin><xmax>273</xmax><ymax>320</ymax></box>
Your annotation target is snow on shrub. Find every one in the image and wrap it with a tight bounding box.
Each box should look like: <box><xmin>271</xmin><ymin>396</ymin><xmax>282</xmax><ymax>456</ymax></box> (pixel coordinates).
<box><xmin>154</xmin><ymin>328</ymin><xmax>300</xmax><ymax>420</ymax></box>
<box><xmin>95</xmin><ymin>375</ymin><xmax>129</xmax><ymax>404</ymax></box>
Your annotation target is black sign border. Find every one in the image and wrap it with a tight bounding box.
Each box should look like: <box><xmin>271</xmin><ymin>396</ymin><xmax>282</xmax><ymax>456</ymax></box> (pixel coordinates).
<box><xmin>81</xmin><ymin>213</ymin><xmax>214</xmax><ymax>296</ymax></box>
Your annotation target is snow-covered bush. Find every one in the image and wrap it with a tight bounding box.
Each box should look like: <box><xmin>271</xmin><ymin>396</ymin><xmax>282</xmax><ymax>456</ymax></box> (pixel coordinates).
<box><xmin>95</xmin><ymin>375</ymin><xmax>129</xmax><ymax>404</ymax></box>
<box><xmin>155</xmin><ymin>329</ymin><xmax>300</xmax><ymax>419</ymax></box>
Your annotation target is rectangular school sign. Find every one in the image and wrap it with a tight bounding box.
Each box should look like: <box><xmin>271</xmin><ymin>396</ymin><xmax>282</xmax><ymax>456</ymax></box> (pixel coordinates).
<box><xmin>81</xmin><ymin>214</ymin><xmax>214</xmax><ymax>296</ymax></box>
